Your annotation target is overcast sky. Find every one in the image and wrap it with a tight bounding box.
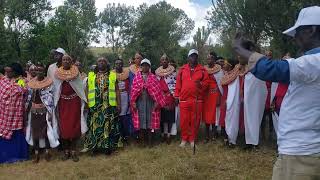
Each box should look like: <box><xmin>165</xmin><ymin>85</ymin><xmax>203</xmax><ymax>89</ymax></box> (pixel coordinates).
<box><xmin>50</xmin><ymin>0</ymin><xmax>214</xmax><ymax>47</ymax></box>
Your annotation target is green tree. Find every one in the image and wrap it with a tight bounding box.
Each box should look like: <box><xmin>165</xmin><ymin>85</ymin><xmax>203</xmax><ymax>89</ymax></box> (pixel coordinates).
<box><xmin>207</xmin><ymin>0</ymin><xmax>320</xmax><ymax>58</ymax></box>
<box><xmin>124</xmin><ymin>1</ymin><xmax>194</xmax><ymax>69</ymax></box>
<box><xmin>2</xmin><ymin>0</ymin><xmax>51</xmax><ymax>62</ymax></box>
<box><xmin>99</xmin><ymin>3</ymin><xmax>135</xmax><ymax>54</ymax></box>
<box><xmin>191</xmin><ymin>26</ymin><xmax>211</xmax><ymax>64</ymax></box>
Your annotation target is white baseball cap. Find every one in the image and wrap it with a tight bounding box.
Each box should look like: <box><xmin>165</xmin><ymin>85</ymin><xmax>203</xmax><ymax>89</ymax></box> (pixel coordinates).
<box><xmin>283</xmin><ymin>6</ymin><xmax>320</xmax><ymax>37</ymax></box>
<box><xmin>55</xmin><ymin>47</ymin><xmax>66</xmax><ymax>55</ymax></box>
<box><xmin>140</xmin><ymin>59</ymin><xmax>151</xmax><ymax>66</ymax></box>
<box><xmin>188</xmin><ymin>49</ymin><xmax>198</xmax><ymax>57</ymax></box>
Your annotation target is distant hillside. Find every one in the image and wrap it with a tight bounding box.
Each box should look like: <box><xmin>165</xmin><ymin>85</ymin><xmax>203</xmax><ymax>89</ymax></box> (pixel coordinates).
<box><xmin>88</xmin><ymin>47</ymin><xmax>113</xmax><ymax>57</ymax></box>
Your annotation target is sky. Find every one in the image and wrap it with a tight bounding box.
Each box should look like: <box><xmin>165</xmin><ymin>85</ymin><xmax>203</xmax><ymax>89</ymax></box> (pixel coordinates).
<box><xmin>50</xmin><ymin>0</ymin><xmax>214</xmax><ymax>47</ymax></box>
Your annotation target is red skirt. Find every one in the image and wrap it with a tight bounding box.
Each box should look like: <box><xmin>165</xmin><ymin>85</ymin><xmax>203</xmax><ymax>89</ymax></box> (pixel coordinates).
<box><xmin>58</xmin><ymin>82</ymin><xmax>81</xmax><ymax>140</ymax></box>
<box><xmin>203</xmin><ymin>89</ymin><xmax>218</xmax><ymax>124</ymax></box>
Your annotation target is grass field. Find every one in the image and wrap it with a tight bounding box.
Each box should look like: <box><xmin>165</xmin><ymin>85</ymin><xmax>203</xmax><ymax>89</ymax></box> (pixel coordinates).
<box><xmin>0</xmin><ymin>138</ymin><xmax>276</xmax><ymax>180</ymax></box>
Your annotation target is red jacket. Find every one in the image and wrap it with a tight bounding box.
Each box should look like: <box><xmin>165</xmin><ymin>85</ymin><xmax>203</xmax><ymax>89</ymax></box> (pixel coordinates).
<box><xmin>174</xmin><ymin>64</ymin><xmax>209</xmax><ymax>101</ymax></box>
<box><xmin>275</xmin><ymin>83</ymin><xmax>289</xmax><ymax>113</ymax></box>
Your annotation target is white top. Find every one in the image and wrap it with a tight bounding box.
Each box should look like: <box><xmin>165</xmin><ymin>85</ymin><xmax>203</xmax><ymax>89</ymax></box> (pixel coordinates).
<box><xmin>278</xmin><ymin>53</ymin><xmax>320</xmax><ymax>155</ymax></box>
<box><xmin>47</xmin><ymin>63</ymin><xmax>58</xmax><ymax>80</ymax></box>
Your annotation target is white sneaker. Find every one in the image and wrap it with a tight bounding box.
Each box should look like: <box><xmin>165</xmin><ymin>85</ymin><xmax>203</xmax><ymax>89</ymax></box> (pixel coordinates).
<box><xmin>179</xmin><ymin>140</ymin><xmax>187</xmax><ymax>148</ymax></box>
<box><xmin>80</xmin><ymin>148</ymin><xmax>89</xmax><ymax>153</ymax></box>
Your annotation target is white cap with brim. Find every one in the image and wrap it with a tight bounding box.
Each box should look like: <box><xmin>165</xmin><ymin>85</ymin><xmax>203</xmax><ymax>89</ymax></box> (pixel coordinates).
<box><xmin>140</xmin><ymin>59</ymin><xmax>151</xmax><ymax>66</ymax></box>
<box><xmin>283</xmin><ymin>6</ymin><xmax>320</xmax><ymax>37</ymax></box>
<box><xmin>188</xmin><ymin>49</ymin><xmax>199</xmax><ymax>57</ymax></box>
<box><xmin>55</xmin><ymin>47</ymin><xmax>66</xmax><ymax>55</ymax></box>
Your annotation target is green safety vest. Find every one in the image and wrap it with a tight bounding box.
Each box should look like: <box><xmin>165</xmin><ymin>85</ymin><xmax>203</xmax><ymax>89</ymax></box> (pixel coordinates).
<box><xmin>87</xmin><ymin>71</ymin><xmax>117</xmax><ymax>107</ymax></box>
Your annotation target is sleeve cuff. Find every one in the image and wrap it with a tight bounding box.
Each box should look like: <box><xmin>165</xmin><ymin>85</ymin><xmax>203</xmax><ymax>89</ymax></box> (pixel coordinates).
<box><xmin>248</xmin><ymin>52</ymin><xmax>265</xmax><ymax>70</ymax></box>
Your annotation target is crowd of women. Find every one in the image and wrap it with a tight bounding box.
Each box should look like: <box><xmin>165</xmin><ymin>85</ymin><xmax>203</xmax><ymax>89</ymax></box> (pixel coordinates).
<box><xmin>0</xmin><ymin>47</ymin><xmax>284</xmax><ymax>164</ymax></box>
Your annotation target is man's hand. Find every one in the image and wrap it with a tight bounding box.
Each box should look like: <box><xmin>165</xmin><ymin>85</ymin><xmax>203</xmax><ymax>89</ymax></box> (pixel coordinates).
<box><xmin>232</xmin><ymin>33</ymin><xmax>255</xmax><ymax>64</ymax></box>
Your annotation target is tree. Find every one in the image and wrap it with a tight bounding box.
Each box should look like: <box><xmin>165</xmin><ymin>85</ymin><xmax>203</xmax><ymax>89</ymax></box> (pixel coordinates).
<box><xmin>2</xmin><ymin>0</ymin><xmax>51</xmax><ymax>62</ymax></box>
<box><xmin>207</xmin><ymin>0</ymin><xmax>269</xmax><ymax>44</ymax></box>
<box><xmin>191</xmin><ymin>26</ymin><xmax>211</xmax><ymax>64</ymax></box>
<box><xmin>124</xmin><ymin>1</ymin><xmax>194</xmax><ymax>69</ymax></box>
<box><xmin>99</xmin><ymin>3</ymin><xmax>135</xmax><ymax>54</ymax></box>
<box><xmin>207</xmin><ymin>0</ymin><xmax>320</xmax><ymax>58</ymax></box>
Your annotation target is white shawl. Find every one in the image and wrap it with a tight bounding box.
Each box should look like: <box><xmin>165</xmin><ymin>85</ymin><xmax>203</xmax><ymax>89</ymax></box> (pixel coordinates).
<box><xmin>25</xmin><ymin>86</ymin><xmax>60</xmax><ymax>148</ymax></box>
<box><xmin>225</xmin><ymin>77</ymin><xmax>240</xmax><ymax>145</ymax></box>
<box><xmin>244</xmin><ymin>73</ymin><xmax>268</xmax><ymax>145</ymax></box>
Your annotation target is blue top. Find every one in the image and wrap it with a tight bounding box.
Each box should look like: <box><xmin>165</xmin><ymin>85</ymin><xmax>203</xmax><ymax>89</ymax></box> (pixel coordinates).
<box><xmin>251</xmin><ymin>47</ymin><xmax>320</xmax><ymax>83</ymax></box>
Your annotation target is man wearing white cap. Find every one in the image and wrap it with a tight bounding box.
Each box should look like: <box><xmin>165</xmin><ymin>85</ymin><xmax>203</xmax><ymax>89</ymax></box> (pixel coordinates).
<box><xmin>175</xmin><ymin>49</ymin><xmax>209</xmax><ymax>148</ymax></box>
<box><xmin>232</xmin><ymin>6</ymin><xmax>320</xmax><ymax>180</ymax></box>
<box><xmin>47</xmin><ymin>48</ymin><xmax>66</xmax><ymax>80</ymax></box>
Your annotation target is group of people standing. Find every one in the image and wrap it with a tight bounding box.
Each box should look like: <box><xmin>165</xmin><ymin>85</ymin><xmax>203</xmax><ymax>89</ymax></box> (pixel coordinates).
<box><xmin>0</xmin><ymin>46</ymin><xmax>283</xmax><ymax>164</ymax></box>
<box><xmin>1</xmin><ymin>5</ymin><xmax>319</xmax><ymax>180</ymax></box>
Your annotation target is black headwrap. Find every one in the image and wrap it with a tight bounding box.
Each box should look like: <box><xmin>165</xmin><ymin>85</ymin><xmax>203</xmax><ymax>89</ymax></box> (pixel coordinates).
<box><xmin>9</xmin><ymin>63</ymin><xmax>24</xmax><ymax>76</ymax></box>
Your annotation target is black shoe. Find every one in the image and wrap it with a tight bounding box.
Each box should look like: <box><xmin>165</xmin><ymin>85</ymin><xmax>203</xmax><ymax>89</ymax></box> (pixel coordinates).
<box><xmin>105</xmin><ymin>149</ymin><xmax>112</xmax><ymax>155</ymax></box>
<box><xmin>227</xmin><ymin>142</ymin><xmax>235</xmax><ymax>148</ymax></box>
<box><xmin>71</xmin><ymin>152</ymin><xmax>79</xmax><ymax>162</ymax></box>
<box><xmin>33</xmin><ymin>152</ymin><xmax>40</xmax><ymax>163</ymax></box>
<box><xmin>161</xmin><ymin>136</ymin><xmax>166</xmax><ymax>143</ymax></box>
<box><xmin>61</xmin><ymin>151</ymin><xmax>70</xmax><ymax>161</ymax></box>
<box><xmin>204</xmin><ymin>138</ymin><xmax>210</xmax><ymax>144</ymax></box>
<box><xmin>166</xmin><ymin>136</ymin><xmax>171</xmax><ymax>145</ymax></box>
<box><xmin>45</xmin><ymin>151</ymin><xmax>51</xmax><ymax>162</ymax></box>
<box><xmin>243</xmin><ymin>144</ymin><xmax>255</xmax><ymax>151</ymax></box>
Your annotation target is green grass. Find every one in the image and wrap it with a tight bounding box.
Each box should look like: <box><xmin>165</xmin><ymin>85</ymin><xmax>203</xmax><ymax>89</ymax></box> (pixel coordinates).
<box><xmin>0</xmin><ymin>139</ymin><xmax>276</xmax><ymax>180</ymax></box>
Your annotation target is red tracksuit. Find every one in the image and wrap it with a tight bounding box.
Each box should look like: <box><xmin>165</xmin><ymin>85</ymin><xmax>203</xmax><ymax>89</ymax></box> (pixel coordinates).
<box><xmin>175</xmin><ymin>64</ymin><xmax>209</xmax><ymax>142</ymax></box>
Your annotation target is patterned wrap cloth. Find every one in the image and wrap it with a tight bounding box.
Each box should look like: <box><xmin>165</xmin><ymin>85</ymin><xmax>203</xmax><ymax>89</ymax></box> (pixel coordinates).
<box><xmin>130</xmin><ymin>72</ymin><xmax>167</xmax><ymax>130</ymax></box>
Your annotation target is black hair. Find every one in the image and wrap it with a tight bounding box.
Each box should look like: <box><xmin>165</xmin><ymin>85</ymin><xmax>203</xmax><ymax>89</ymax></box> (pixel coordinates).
<box><xmin>229</xmin><ymin>59</ymin><xmax>238</xmax><ymax>68</ymax></box>
<box><xmin>216</xmin><ymin>56</ymin><xmax>224</xmax><ymax>60</ymax></box>
<box><xmin>209</xmin><ymin>51</ymin><xmax>218</xmax><ymax>59</ymax></box>
<box><xmin>9</xmin><ymin>63</ymin><xmax>24</xmax><ymax>77</ymax></box>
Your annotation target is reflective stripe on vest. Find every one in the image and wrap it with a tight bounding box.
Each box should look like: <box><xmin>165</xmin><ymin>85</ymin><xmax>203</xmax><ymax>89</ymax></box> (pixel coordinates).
<box><xmin>17</xmin><ymin>79</ymin><xmax>26</xmax><ymax>87</ymax></box>
<box><xmin>87</xmin><ymin>72</ymin><xmax>96</xmax><ymax>108</ymax></box>
<box><xmin>108</xmin><ymin>71</ymin><xmax>117</xmax><ymax>106</ymax></box>
<box><xmin>87</xmin><ymin>71</ymin><xmax>117</xmax><ymax>108</ymax></box>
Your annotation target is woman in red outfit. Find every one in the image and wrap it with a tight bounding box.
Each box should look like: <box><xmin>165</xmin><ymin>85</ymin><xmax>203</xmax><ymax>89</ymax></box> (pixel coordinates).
<box><xmin>203</xmin><ymin>53</ymin><xmax>221</xmax><ymax>143</ymax></box>
<box><xmin>54</xmin><ymin>55</ymin><xmax>87</xmax><ymax>162</ymax></box>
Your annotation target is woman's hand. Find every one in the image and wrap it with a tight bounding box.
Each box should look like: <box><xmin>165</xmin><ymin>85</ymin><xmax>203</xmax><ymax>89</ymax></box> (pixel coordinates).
<box><xmin>132</xmin><ymin>103</ymin><xmax>137</xmax><ymax>110</ymax></box>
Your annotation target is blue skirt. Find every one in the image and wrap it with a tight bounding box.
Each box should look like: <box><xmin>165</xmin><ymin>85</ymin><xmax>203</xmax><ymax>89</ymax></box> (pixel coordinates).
<box><xmin>0</xmin><ymin>129</ymin><xmax>29</xmax><ymax>164</ymax></box>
